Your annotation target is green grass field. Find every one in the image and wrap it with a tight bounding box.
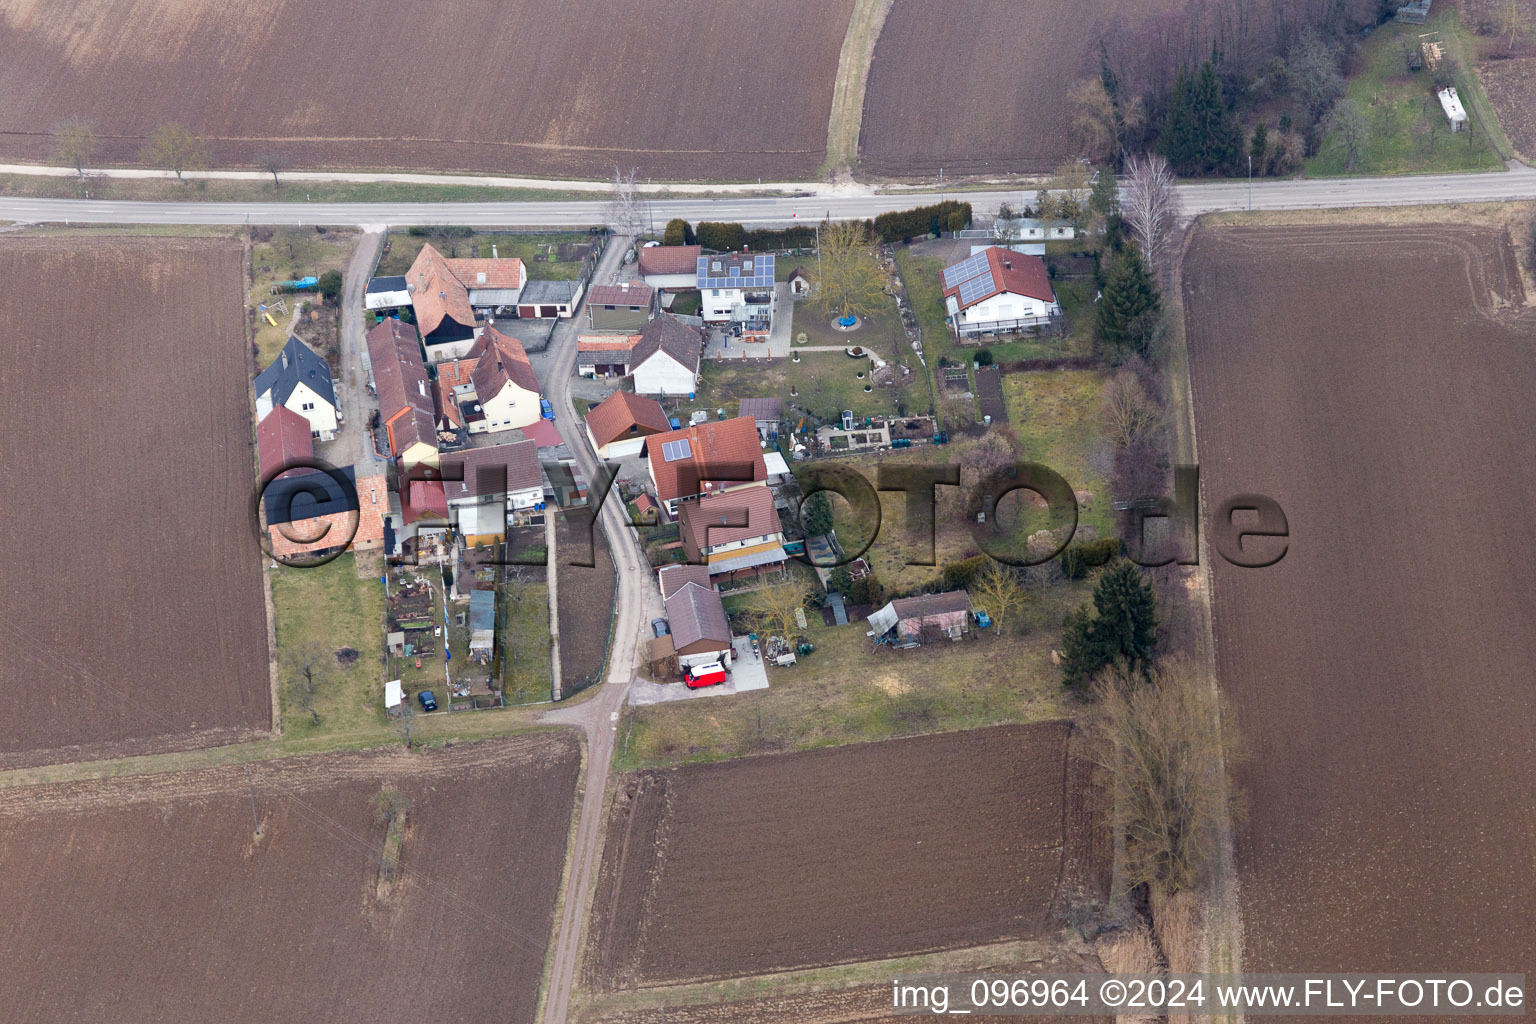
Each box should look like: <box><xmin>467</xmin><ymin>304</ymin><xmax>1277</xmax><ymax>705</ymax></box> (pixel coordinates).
<box><xmin>616</xmin><ymin>611</ymin><xmax>1080</xmax><ymax>771</ymax></box>
<box><xmin>1307</xmin><ymin>6</ymin><xmax>1508</xmax><ymax>175</ymax></box>
<box><xmin>502</xmin><ymin>582</ymin><xmax>553</xmax><ymax>704</ymax></box>
<box><xmin>1004</xmin><ymin>369</ymin><xmax>1115</xmax><ymax>541</ymax></box>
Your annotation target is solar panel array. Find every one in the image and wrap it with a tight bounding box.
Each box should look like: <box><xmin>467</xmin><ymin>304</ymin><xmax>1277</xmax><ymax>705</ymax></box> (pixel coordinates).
<box><xmin>697</xmin><ymin>254</ymin><xmax>776</xmax><ymax>289</ymax></box>
<box><xmin>662</xmin><ymin>438</ymin><xmax>693</xmax><ymax>463</ymax></box>
<box><xmin>941</xmin><ymin>251</ymin><xmax>997</xmax><ymax>308</ymax></box>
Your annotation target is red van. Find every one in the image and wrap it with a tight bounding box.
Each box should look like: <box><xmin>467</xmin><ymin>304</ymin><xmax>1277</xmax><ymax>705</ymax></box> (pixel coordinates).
<box><xmin>684</xmin><ymin>663</ymin><xmax>727</xmax><ymax>689</ymax></box>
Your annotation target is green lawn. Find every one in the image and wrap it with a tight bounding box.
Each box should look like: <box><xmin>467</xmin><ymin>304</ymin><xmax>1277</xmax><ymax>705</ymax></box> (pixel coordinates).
<box><xmin>1004</xmin><ymin>369</ymin><xmax>1115</xmax><ymax>541</ymax></box>
<box><xmin>1307</xmin><ymin>6</ymin><xmax>1507</xmax><ymax>175</ymax></box>
<box><xmin>698</xmin><ymin>348</ymin><xmax>920</xmax><ymax>424</ymax></box>
<box><xmin>502</xmin><ymin>583</ymin><xmax>553</xmax><ymax>704</ymax></box>
<box><xmin>270</xmin><ymin>555</ymin><xmax>388</xmax><ymax>743</ymax></box>
<box><xmin>248</xmin><ymin>227</ymin><xmax>356</xmax><ymax>366</ymax></box>
<box><xmin>376</xmin><ymin>230</ymin><xmax>599</xmax><ymax>280</ymax></box>
<box><xmin>616</xmin><ymin>613</ymin><xmax>1080</xmax><ymax>771</ymax></box>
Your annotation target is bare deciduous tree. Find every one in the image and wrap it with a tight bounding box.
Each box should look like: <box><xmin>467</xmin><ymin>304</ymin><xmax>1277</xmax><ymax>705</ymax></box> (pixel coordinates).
<box><xmin>282</xmin><ymin>644</ymin><xmax>327</xmax><ymax>725</ymax></box>
<box><xmin>1068</xmin><ymin>77</ymin><xmax>1119</xmax><ymax>164</ymax></box>
<box><xmin>257</xmin><ymin>151</ymin><xmax>288</xmax><ymax>187</ymax></box>
<box><xmin>1495</xmin><ymin>0</ymin><xmax>1533</xmax><ymax>55</ymax></box>
<box><xmin>744</xmin><ymin>580</ymin><xmax>815</xmax><ymax>642</ymax></box>
<box><xmin>51</xmin><ymin>118</ymin><xmax>97</xmax><ymax>179</ymax></box>
<box><xmin>370</xmin><ymin>786</ymin><xmax>412</xmax><ymax>884</ymax></box>
<box><xmin>812</xmin><ymin>221</ymin><xmax>887</xmax><ymax>319</ymax></box>
<box><xmin>1092</xmin><ymin>659</ymin><xmax>1238</xmax><ymax>896</ymax></box>
<box><xmin>1122</xmin><ymin>153</ymin><xmax>1182</xmax><ymax>285</ymax></box>
<box><xmin>970</xmin><ymin>561</ymin><xmax>1024</xmax><ymax>636</ymax></box>
<box><xmin>1038</xmin><ymin>162</ymin><xmax>1093</xmax><ymax>229</ymax></box>
<box><xmin>1101</xmin><ymin>370</ymin><xmax>1163</xmax><ymax>450</ymax></box>
<box><xmin>141</xmin><ymin>123</ymin><xmax>210</xmax><ymax>182</ymax></box>
<box><xmin>1328</xmin><ymin>98</ymin><xmax>1369</xmax><ymax>172</ymax></box>
<box><xmin>604</xmin><ymin>165</ymin><xmax>645</xmax><ymax>238</ymax></box>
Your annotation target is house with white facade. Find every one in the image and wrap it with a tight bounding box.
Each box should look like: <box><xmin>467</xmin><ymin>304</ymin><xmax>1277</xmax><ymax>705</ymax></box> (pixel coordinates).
<box><xmin>698</xmin><ymin>252</ymin><xmax>775</xmax><ymax>339</ymax></box>
<box><xmin>585</xmin><ymin>390</ymin><xmax>672</xmax><ymax>459</ymax></box>
<box><xmin>405</xmin><ymin>243</ymin><xmax>528</xmax><ymax>359</ymax></box>
<box><xmin>254</xmin><ymin>336</ymin><xmax>338</xmax><ymax>440</ymax></box>
<box><xmin>637</xmin><ymin>244</ymin><xmax>703</xmax><ymax>292</ymax></box>
<box><xmin>678</xmin><ymin>485</ymin><xmax>787</xmax><ymax>584</ymax></box>
<box><xmin>467</xmin><ymin>326</ymin><xmax>542</xmax><ymax>434</ymax></box>
<box><xmin>643</xmin><ymin>415</ymin><xmax>767</xmax><ymax>516</ymax></box>
<box><xmin>630</xmin><ymin>314</ymin><xmax>703</xmax><ymax>397</ymax></box>
<box><xmin>941</xmin><ymin>247</ymin><xmax>1061</xmax><ymax>340</ymax></box>
<box><xmin>440</xmin><ymin>440</ymin><xmax>543</xmax><ymax>546</ymax></box>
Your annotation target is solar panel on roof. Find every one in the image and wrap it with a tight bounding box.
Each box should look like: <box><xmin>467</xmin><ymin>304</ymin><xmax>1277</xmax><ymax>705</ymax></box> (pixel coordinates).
<box><xmin>662</xmin><ymin>439</ymin><xmax>693</xmax><ymax>462</ymax></box>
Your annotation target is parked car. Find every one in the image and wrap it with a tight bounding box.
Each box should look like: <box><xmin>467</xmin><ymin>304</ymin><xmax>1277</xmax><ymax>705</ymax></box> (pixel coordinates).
<box><xmin>651</xmin><ymin>618</ymin><xmax>670</xmax><ymax>638</ymax></box>
<box><xmin>417</xmin><ymin>690</ymin><xmax>438</xmax><ymax>712</ymax></box>
<box><xmin>684</xmin><ymin>663</ymin><xmax>726</xmax><ymax>689</ymax></box>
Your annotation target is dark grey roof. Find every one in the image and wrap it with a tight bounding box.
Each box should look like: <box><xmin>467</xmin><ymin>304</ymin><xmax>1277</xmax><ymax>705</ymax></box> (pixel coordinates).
<box><xmin>469</xmin><ymin>589</ymin><xmax>495</xmax><ymax>632</ymax></box>
<box><xmin>367</xmin><ymin>275</ymin><xmax>408</xmax><ymax>294</ymax></box>
<box><xmin>254</xmin><ymin>336</ymin><xmax>336</xmax><ymax>409</ymax></box>
<box><xmin>739</xmin><ymin>397</ymin><xmax>782</xmax><ymax>421</ymax></box>
<box><xmin>520</xmin><ymin>279</ymin><xmax>580</xmax><ymax>303</ymax></box>
<box><xmin>663</xmin><ymin>581</ymin><xmax>730</xmax><ymax>649</ymax></box>
<box><xmin>631</xmin><ymin>313</ymin><xmax>702</xmax><ymax>374</ymax></box>
<box><xmin>263</xmin><ymin>465</ymin><xmax>358</xmax><ymax>525</ymax></box>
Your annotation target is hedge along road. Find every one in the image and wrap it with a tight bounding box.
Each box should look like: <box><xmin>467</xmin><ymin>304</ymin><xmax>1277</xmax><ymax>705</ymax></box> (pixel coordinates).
<box><xmin>5</xmin><ymin>165</ymin><xmax>1536</xmax><ymax>227</ymax></box>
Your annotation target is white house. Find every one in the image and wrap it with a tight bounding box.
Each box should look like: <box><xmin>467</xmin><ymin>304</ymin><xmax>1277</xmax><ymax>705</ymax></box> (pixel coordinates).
<box><xmin>678</xmin><ymin>485</ymin><xmax>787</xmax><ymax>583</ymax></box>
<box><xmin>365</xmin><ymin>275</ymin><xmax>412</xmax><ymax>312</ymax></box>
<box><xmin>637</xmin><ymin>244</ymin><xmax>703</xmax><ymax>292</ymax></box>
<box><xmin>941</xmin><ymin>247</ymin><xmax>1061</xmax><ymax>339</ymax></box>
<box><xmin>992</xmin><ymin>217</ymin><xmax>1075</xmax><ymax>242</ymax></box>
<box><xmin>631</xmin><ymin>314</ymin><xmax>703</xmax><ymax>397</ymax></box>
<box><xmin>697</xmin><ymin>252</ymin><xmax>775</xmax><ymax>338</ymax></box>
<box><xmin>468</xmin><ymin>326</ymin><xmax>542</xmax><ymax>434</ymax></box>
<box><xmin>585</xmin><ymin>390</ymin><xmax>672</xmax><ymax>460</ymax></box>
<box><xmin>254</xmin><ymin>335</ymin><xmax>338</xmax><ymax>440</ymax></box>
<box><xmin>440</xmin><ymin>440</ymin><xmax>544</xmax><ymax>546</ymax></box>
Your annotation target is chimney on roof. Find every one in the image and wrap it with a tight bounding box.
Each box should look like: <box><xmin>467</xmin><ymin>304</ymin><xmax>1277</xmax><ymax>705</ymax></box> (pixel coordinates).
<box><xmin>492</xmin><ymin>245</ymin><xmax>499</xmax><ymax>259</ymax></box>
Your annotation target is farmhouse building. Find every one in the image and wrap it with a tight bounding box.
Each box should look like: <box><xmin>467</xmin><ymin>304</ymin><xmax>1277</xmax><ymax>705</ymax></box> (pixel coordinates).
<box><xmin>663</xmin><ymin>580</ymin><xmax>733</xmax><ymax>670</ymax></box>
<box><xmin>585</xmin><ymin>390</ymin><xmax>672</xmax><ymax>459</ymax></box>
<box><xmin>466</xmin><ymin>326</ymin><xmax>542</xmax><ymax>434</ymax></box>
<box><xmin>440</xmin><ymin>440</ymin><xmax>543</xmax><ymax>545</ymax></box>
<box><xmin>643</xmin><ymin>415</ymin><xmax>767</xmax><ymax>514</ymax></box>
<box><xmin>254</xmin><ymin>335</ymin><xmax>338</xmax><ymax>440</ymax></box>
<box><xmin>866</xmin><ymin>591</ymin><xmax>972</xmax><ymax>646</ymax></box>
<box><xmin>941</xmin><ymin>247</ymin><xmax>1060</xmax><ymax>339</ymax></box>
<box><xmin>637</xmin><ymin>244</ymin><xmax>702</xmax><ymax>291</ymax></box>
<box><xmin>366</xmin><ymin>318</ymin><xmax>444</xmax><ymax>469</ymax></box>
<box><xmin>678</xmin><ymin>485</ymin><xmax>787</xmax><ymax>583</ymax></box>
<box><xmin>517</xmin><ymin>278</ymin><xmax>583</xmax><ymax>319</ymax></box>
<box><xmin>631</xmin><ymin>314</ymin><xmax>704</xmax><ymax>396</ymax></box>
<box><xmin>738</xmin><ymin>397</ymin><xmax>783</xmax><ymax>440</ymax></box>
<box><xmin>698</xmin><ymin>252</ymin><xmax>775</xmax><ymax>338</ymax></box>
<box><xmin>587</xmin><ymin>281</ymin><xmax>658</xmax><ymax>332</ymax></box>
<box><xmin>577</xmin><ymin>333</ymin><xmax>643</xmax><ymax>378</ymax></box>
<box><xmin>406</xmin><ymin>244</ymin><xmax>481</xmax><ymax>358</ymax></box>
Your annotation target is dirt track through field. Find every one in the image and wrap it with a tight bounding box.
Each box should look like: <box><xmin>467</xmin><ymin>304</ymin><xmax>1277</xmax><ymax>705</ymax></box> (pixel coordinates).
<box><xmin>0</xmin><ymin>235</ymin><xmax>271</xmax><ymax>768</ymax></box>
<box><xmin>583</xmin><ymin>722</ymin><xmax>1107</xmax><ymax>990</ymax></box>
<box><xmin>0</xmin><ymin>0</ymin><xmax>855</xmax><ymax>180</ymax></box>
<box><xmin>1183</xmin><ymin>223</ymin><xmax>1536</xmax><ymax>981</ymax></box>
<box><xmin>0</xmin><ymin>735</ymin><xmax>579</xmax><ymax>1024</ymax></box>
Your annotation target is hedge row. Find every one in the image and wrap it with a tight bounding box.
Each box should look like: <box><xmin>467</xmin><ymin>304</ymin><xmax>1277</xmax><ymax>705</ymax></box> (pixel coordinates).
<box><xmin>872</xmin><ymin>200</ymin><xmax>971</xmax><ymax>242</ymax></box>
<box><xmin>694</xmin><ymin>222</ymin><xmax>818</xmax><ymax>251</ymax></box>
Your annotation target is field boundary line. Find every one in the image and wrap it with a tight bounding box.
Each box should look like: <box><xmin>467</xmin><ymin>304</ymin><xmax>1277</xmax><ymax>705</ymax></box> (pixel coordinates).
<box><xmin>823</xmin><ymin>0</ymin><xmax>895</xmax><ymax>176</ymax></box>
<box><xmin>1168</xmin><ymin>218</ymin><xmax>1244</xmax><ymax>1019</ymax></box>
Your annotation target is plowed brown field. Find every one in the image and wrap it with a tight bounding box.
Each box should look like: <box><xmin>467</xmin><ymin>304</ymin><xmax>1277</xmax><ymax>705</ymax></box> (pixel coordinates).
<box><xmin>583</xmin><ymin>722</ymin><xmax>1107</xmax><ymax>990</ymax></box>
<box><xmin>0</xmin><ymin>0</ymin><xmax>855</xmax><ymax>180</ymax></box>
<box><xmin>0</xmin><ymin>235</ymin><xmax>270</xmax><ymax>769</ymax></box>
<box><xmin>1183</xmin><ymin>223</ymin><xmax>1536</xmax><ymax>977</ymax></box>
<box><xmin>858</xmin><ymin>0</ymin><xmax>1183</xmax><ymax>176</ymax></box>
<box><xmin>0</xmin><ymin>735</ymin><xmax>580</xmax><ymax>1024</ymax></box>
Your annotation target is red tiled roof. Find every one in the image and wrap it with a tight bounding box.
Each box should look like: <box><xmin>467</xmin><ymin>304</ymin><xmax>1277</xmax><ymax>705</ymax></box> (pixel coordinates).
<box><xmin>521</xmin><ymin>418</ymin><xmax>563</xmax><ymax>448</ymax></box>
<box><xmin>406</xmin><ymin>243</ymin><xmax>477</xmax><ymax>338</ymax></box>
<box><xmin>679</xmin><ymin>485</ymin><xmax>782</xmax><ymax>557</ymax></box>
<box><xmin>434</xmin><ymin>378</ymin><xmax>463</xmax><ymax>428</ymax></box>
<box><xmin>256</xmin><ymin>405</ymin><xmax>314</xmax><ymax>479</ymax></box>
<box><xmin>942</xmin><ymin>247</ymin><xmax>1056</xmax><ymax>310</ymax></box>
<box><xmin>440</xmin><ymin>439</ymin><xmax>541</xmax><ymax>500</ymax></box>
<box><xmin>586</xmin><ymin>390</ymin><xmax>672</xmax><ymax>449</ymax></box>
<box><xmin>401</xmin><ymin>478</ymin><xmax>449</xmax><ymax>524</ymax></box>
<box><xmin>470</xmin><ymin>325</ymin><xmax>540</xmax><ymax>402</ymax></box>
<box><xmin>444</xmin><ymin>257</ymin><xmax>525</xmax><ymax>291</ymax></box>
<box><xmin>643</xmin><ymin>416</ymin><xmax>766</xmax><ymax>503</ymax></box>
<box><xmin>588</xmin><ymin>281</ymin><xmax>656</xmax><ymax>306</ymax></box>
<box><xmin>437</xmin><ymin>357</ymin><xmax>477</xmax><ymax>389</ymax></box>
<box><xmin>637</xmin><ymin>244</ymin><xmax>701</xmax><ymax>277</ymax></box>
<box><xmin>366</xmin><ymin>319</ymin><xmax>437</xmax><ymax>456</ymax></box>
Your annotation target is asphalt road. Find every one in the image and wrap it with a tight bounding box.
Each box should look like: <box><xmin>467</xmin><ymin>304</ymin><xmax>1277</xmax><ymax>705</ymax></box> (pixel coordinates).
<box><xmin>6</xmin><ymin>165</ymin><xmax>1536</xmax><ymax>228</ymax></box>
